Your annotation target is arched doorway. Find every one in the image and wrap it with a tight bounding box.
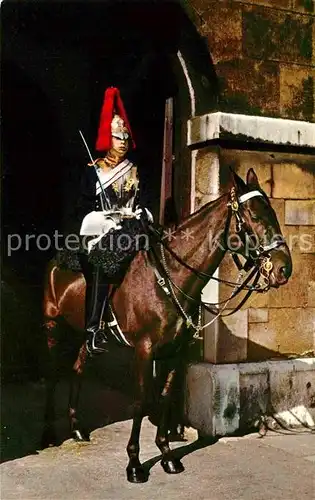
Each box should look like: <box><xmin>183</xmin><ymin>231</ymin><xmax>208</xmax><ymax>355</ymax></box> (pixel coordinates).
<box><xmin>1</xmin><ymin>0</ymin><xmax>219</xmax><ymax>445</ymax></box>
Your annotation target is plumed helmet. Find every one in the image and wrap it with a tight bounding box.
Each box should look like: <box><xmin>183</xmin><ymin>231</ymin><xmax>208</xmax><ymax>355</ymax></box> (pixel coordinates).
<box><xmin>95</xmin><ymin>87</ymin><xmax>136</xmax><ymax>152</ymax></box>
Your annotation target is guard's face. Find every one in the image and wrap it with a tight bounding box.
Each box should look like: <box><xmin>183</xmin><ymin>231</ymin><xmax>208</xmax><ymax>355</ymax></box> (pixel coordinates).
<box><xmin>111</xmin><ymin>133</ymin><xmax>129</xmax><ymax>156</ymax></box>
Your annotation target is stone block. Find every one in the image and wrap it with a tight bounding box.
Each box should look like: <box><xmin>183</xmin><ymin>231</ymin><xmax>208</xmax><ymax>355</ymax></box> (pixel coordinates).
<box><xmin>308</xmin><ymin>281</ymin><xmax>315</xmax><ymax>307</ymax></box>
<box><xmin>185</xmin><ymin>362</ymin><xmax>215</xmax><ymax>436</ymax></box>
<box><xmin>268</xmin><ymin>253</ymin><xmax>315</xmax><ymax>308</ymax></box>
<box><xmin>233</xmin><ymin>0</ymin><xmax>291</xmax><ymax>9</ymax></box>
<box><xmin>203</xmin><ymin>308</ymin><xmax>248</xmax><ymax>363</ymax></box>
<box><xmin>273</xmin><ymin>163</ymin><xmax>315</xmax><ymax>199</ymax></box>
<box><xmin>282</xmin><ymin>225</ymin><xmax>301</xmax><ymax>253</ymax></box>
<box><xmin>270</xmin><ymin>199</ymin><xmax>285</xmax><ymax>227</ymax></box>
<box><xmin>221</xmin><ymin>308</ymin><xmax>248</xmax><ymax>341</ymax></box>
<box><xmin>285</xmin><ymin>200</ymin><xmax>315</xmax><ymax>225</ymax></box>
<box><xmin>200</xmin><ymin>3</ymin><xmax>242</xmax><ymax>64</ymax></box>
<box><xmin>248</xmin><ymin>308</ymin><xmax>269</xmax><ymax>323</ymax></box>
<box><xmin>195</xmin><ymin>147</ymin><xmax>220</xmax><ymax>207</ymax></box>
<box><xmin>269</xmin><ymin>358</ymin><xmax>315</xmax><ymax>411</ymax></box>
<box><xmin>239</xmin><ymin>371</ymin><xmax>269</xmax><ymax>429</ymax></box>
<box><xmin>248</xmin><ymin>322</ymin><xmax>278</xmax><ymax>361</ymax></box>
<box><xmin>242</xmin><ymin>6</ymin><xmax>313</xmax><ymax>64</ymax></box>
<box><xmin>185</xmin><ymin>363</ymin><xmax>240</xmax><ymax>436</ymax></box>
<box><xmin>189</xmin><ymin>0</ymin><xmax>214</xmax><ymax>17</ymax></box>
<box><xmin>245</xmin><ymin>290</ymin><xmax>270</xmax><ymax>309</ymax></box>
<box><xmin>220</xmin><ymin>149</ymin><xmax>273</xmax><ymax>196</ymax></box>
<box><xmin>280</xmin><ymin>65</ymin><xmax>315</xmax><ymax>121</ymax></box>
<box><xmin>299</xmin><ymin>226</ymin><xmax>315</xmax><ymax>254</ymax></box>
<box><xmin>217</xmin><ymin>58</ymin><xmax>280</xmax><ymax>116</ymax></box>
<box><xmin>248</xmin><ymin>308</ymin><xmax>315</xmax><ymax>361</ymax></box>
<box><xmin>291</xmin><ymin>0</ymin><xmax>315</xmax><ymax>14</ymax></box>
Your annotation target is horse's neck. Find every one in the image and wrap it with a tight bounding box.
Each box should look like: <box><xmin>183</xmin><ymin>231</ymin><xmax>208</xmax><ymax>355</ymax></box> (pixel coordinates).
<box><xmin>167</xmin><ymin>194</ymin><xmax>229</xmax><ymax>294</ymax></box>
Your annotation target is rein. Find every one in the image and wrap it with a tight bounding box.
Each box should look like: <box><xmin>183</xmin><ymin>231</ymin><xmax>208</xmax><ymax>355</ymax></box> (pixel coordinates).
<box><xmin>149</xmin><ymin>187</ymin><xmax>285</xmax><ymax>337</ymax></box>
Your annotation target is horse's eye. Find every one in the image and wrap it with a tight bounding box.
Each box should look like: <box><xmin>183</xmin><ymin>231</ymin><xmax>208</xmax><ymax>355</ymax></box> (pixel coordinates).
<box><xmin>250</xmin><ymin>213</ymin><xmax>259</xmax><ymax>222</ymax></box>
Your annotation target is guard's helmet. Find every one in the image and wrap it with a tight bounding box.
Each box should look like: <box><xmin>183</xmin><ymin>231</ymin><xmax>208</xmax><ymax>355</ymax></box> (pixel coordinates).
<box><xmin>95</xmin><ymin>87</ymin><xmax>135</xmax><ymax>152</ymax></box>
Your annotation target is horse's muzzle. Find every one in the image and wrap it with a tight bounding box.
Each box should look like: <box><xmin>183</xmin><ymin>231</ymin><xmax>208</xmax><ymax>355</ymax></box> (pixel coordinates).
<box><xmin>269</xmin><ymin>247</ymin><xmax>293</xmax><ymax>287</ymax></box>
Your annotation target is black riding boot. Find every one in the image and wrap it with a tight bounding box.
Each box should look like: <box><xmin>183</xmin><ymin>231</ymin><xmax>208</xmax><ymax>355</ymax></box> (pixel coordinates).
<box><xmin>81</xmin><ymin>259</ymin><xmax>109</xmax><ymax>356</ymax></box>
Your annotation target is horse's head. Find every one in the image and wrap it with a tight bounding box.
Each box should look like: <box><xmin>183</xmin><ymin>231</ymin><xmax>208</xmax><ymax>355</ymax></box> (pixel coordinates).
<box><xmin>227</xmin><ymin>168</ymin><xmax>292</xmax><ymax>289</ymax></box>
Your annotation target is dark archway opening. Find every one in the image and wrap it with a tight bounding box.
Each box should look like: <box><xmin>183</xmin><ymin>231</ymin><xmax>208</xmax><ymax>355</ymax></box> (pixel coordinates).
<box><xmin>1</xmin><ymin>1</ymin><xmax>183</xmax><ymax>393</ymax></box>
<box><xmin>1</xmin><ymin>1</ymin><xmax>183</xmax><ymax>461</ymax></box>
<box><xmin>2</xmin><ymin>1</ymin><xmax>182</xmax><ymax>288</ymax></box>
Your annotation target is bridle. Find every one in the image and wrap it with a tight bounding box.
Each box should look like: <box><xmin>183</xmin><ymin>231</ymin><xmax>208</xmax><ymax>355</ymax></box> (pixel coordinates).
<box><xmin>149</xmin><ymin>186</ymin><xmax>286</xmax><ymax>337</ymax></box>
<box><xmin>227</xmin><ymin>186</ymin><xmax>283</xmax><ymax>287</ymax></box>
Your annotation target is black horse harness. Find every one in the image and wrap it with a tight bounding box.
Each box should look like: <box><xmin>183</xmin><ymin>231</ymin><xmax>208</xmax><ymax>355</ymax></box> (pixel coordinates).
<box><xmin>150</xmin><ymin>187</ymin><xmax>285</xmax><ymax>337</ymax></box>
<box><xmin>100</xmin><ymin>187</ymin><xmax>285</xmax><ymax>344</ymax></box>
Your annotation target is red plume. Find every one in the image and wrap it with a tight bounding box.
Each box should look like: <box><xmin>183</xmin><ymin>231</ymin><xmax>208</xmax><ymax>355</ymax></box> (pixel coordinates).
<box><xmin>95</xmin><ymin>87</ymin><xmax>135</xmax><ymax>152</ymax></box>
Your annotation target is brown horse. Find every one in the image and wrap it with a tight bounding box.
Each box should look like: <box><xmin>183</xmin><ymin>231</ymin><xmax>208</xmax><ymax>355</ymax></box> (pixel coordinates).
<box><xmin>41</xmin><ymin>169</ymin><xmax>292</xmax><ymax>482</ymax></box>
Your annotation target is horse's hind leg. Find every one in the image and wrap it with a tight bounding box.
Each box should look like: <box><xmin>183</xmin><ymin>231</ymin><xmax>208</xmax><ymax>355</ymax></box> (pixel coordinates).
<box><xmin>68</xmin><ymin>343</ymin><xmax>90</xmax><ymax>441</ymax></box>
<box><xmin>41</xmin><ymin>320</ymin><xmax>60</xmax><ymax>448</ymax></box>
<box><xmin>155</xmin><ymin>357</ymin><xmax>185</xmax><ymax>474</ymax></box>
<box><xmin>126</xmin><ymin>346</ymin><xmax>152</xmax><ymax>483</ymax></box>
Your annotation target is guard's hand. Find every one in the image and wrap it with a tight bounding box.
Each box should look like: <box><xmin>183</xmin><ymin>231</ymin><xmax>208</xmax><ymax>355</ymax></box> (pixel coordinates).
<box><xmin>134</xmin><ymin>208</ymin><xmax>143</xmax><ymax>219</ymax></box>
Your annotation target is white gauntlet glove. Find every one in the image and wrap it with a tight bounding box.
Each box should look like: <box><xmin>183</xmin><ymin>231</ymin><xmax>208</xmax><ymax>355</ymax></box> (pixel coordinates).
<box><xmin>144</xmin><ymin>207</ymin><xmax>154</xmax><ymax>223</ymax></box>
<box><xmin>134</xmin><ymin>207</ymin><xmax>143</xmax><ymax>219</ymax></box>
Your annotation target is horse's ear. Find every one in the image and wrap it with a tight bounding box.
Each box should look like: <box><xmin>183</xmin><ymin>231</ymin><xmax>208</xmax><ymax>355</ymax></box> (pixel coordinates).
<box><xmin>246</xmin><ymin>168</ymin><xmax>260</xmax><ymax>188</ymax></box>
<box><xmin>229</xmin><ymin>166</ymin><xmax>247</xmax><ymax>192</ymax></box>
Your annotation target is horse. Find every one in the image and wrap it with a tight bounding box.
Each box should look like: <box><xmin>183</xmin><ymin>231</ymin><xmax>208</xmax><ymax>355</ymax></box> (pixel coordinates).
<box><xmin>41</xmin><ymin>168</ymin><xmax>292</xmax><ymax>483</ymax></box>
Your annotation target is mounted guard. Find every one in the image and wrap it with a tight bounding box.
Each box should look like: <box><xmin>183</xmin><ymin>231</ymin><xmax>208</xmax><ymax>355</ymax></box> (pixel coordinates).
<box><xmin>44</xmin><ymin>163</ymin><xmax>292</xmax><ymax>481</ymax></box>
<box><xmin>72</xmin><ymin>87</ymin><xmax>152</xmax><ymax>355</ymax></box>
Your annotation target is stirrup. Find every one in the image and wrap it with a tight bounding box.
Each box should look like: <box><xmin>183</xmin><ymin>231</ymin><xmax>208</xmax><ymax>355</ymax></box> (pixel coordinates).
<box><xmin>85</xmin><ymin>326</ymin><xmax>108</xmax><ymax>356</ymax></box>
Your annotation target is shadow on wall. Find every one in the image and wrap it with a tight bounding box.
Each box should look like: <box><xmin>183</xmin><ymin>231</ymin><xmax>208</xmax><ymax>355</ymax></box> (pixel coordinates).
<box><xmin>214</xmin><ymin>315</ymin><xmax>314</xmax><ymax>363</ymax></box>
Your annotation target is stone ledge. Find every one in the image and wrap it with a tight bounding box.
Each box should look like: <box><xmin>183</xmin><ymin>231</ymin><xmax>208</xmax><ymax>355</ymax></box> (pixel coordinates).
<box><xmin>186</xmin><ymin>358</ymin><xmax>315</xmax><ymax>436</ymax></box>
<box><xmin>187</xmin><ymin>112</ymin><xmax>315</xmax><ymax>148</ymax></box>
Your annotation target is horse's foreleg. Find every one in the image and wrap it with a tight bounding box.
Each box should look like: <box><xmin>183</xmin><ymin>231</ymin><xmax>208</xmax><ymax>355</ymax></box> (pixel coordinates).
<box><xmin>155</xmin><ymin>359</ymin><xmax>185</xmax><ymax>474</ymax></box>
<box><xmin>126</xmin><ymin>345</ymin><xmax>152</xmax><ymax>483</ymax></box>
<box><xmin>68</xmin><ymin>343</ymin><xmax>90</xmax><ymax>441</ymax></box>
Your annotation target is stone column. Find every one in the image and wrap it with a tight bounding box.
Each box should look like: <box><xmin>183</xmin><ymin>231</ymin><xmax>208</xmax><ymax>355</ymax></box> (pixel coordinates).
<box><xmin>188</xmin><ymin>112</ymin><xmax>315</xmax><ymax>364</ymax></box>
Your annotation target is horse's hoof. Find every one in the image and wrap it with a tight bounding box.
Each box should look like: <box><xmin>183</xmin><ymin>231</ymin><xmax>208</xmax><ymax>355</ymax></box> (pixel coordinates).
<box><xmin>41</xmin><ymin>429</ymin><xmax>57</xmax><ymax>449</ymax></box>
<box><xmin>169</xmin><ymin>432</ymin><xmax>187</xmax><ymax>442</ymax></box>
<box><xmin>72</xmin><ymin>429</ymin><xmax>90</xmax><ymax>442</ymax></box>
<box><xmin>126</xmin><ymin>466</ymin><xmax>149</xmax><ymax>483</ymax></box>
<box><xmin>161</xmin><ymin>458</ymin><xmax>185</xmax><ymax>474</ymax></box>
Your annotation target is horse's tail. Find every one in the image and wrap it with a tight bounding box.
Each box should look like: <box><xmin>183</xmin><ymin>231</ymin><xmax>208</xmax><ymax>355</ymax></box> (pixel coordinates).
<box><xmin>43</xmin><ymin>259</ymin><xmax>60</xmax><ymax>321</ymax></box>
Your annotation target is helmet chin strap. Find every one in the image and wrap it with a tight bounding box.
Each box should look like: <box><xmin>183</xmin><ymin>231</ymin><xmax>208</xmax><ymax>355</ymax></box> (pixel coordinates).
<box><xmin>105</xmin><ymin>147</ymin><xmax>127</xmax><ymax>166</ymax></box>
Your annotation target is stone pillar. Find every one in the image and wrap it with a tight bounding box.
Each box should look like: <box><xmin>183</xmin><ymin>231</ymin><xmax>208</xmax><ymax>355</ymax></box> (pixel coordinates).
<box><xmin>188</xmin><ymin>112</ymin><xmax>315</xmax><ymax>364</ymax></box>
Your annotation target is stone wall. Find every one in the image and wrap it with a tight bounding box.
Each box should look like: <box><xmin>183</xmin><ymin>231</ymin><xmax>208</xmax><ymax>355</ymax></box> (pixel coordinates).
<box><xmin>196</xmin><ymin>148</ymin><xmax>315</xmax><ymax>363</ymax></box>
<box><xmin>187</xmin><ymin>0</ymin><xmax>314</xmax><ymax>121</ymax></box>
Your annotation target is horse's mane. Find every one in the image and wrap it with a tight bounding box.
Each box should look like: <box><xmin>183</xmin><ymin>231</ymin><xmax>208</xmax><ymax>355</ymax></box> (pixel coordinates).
<box><xmin>166</xmin><ymin>192</ymin><xmax>227</xmax><ymax>233</ymax></box>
